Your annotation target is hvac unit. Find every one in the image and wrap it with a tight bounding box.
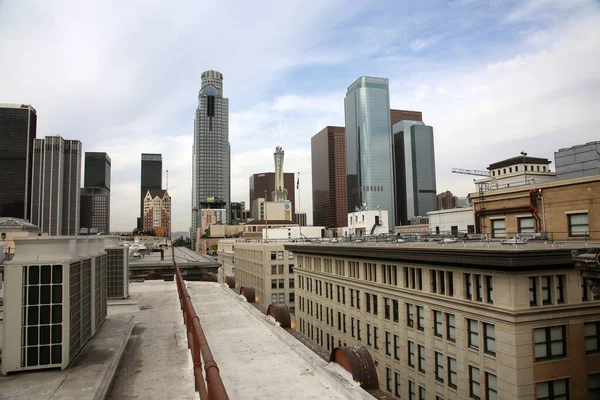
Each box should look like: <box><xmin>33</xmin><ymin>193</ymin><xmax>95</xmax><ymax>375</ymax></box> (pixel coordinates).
<box><xmin>1</xmin><ymin>236</ymin><xmax>107</xmax><ymax>374</ymax></box>
<box><xmin>106</xmin><ymin>246</ymin><xmax>129</xmax><ymax>299</ymax></box>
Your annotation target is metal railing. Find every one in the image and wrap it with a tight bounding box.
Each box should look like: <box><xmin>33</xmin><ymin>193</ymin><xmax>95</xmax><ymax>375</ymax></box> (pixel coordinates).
<box><xmin>172</xmin><ymin>247</ymin><xmax>229</xmax><ymax>400</ymax></box>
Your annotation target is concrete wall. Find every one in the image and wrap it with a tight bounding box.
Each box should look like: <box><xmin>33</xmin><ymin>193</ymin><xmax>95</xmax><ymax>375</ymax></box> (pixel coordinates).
<box><xmin>427</xmin><ymin>208</ymin><xmax>475</xmax><ymax>234</ymax></box>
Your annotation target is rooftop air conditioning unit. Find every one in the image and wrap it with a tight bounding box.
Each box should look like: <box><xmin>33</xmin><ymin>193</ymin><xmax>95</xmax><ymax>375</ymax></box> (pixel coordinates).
<box><xmin>1</xmin><ymin>236</ymin><xmax>107</xmax><ymax>374</ymax></box>
<box><xmin>104</xmin><ymin>236</ymin><xmax>129</xmax><ymax>299</ymax></box>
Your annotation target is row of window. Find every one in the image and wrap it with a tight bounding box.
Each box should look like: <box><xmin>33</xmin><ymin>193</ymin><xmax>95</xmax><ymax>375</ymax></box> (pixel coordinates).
<box><xmin>270</xmin><ymin>278</ymin><xmax>294</xmax><ymax>289</ymax></box>
<box><xmin>270</xmin><ymin>264</ymin><xmax>294</xmax><ymax>275</ymax></box>
<box><xmin>465</xmin><ymin>273</ymin><xmax>494</xmax><ymax>304</ymax></box>
<box><xmin>270</xmin><ymin>250</ymin><xmax>294</xmax><ymax>260</ymax></box>
<box><xmin>529</xmin><ymin>275</ymin><xmax>564</xmax><ymax>306</ymax></box>
<box><xmin>491</xmin><ymin>164</ymin><xmax>547</xmax><ymax>176</ymax></box>
<box><xmin>491</xmin><ymin>212</ymin><xmax>589</xmax><ymax>237</ymax></box>
<box><xmin>270</xmin><ymin>293</ymin><xmax>294</xmax><ymax>304</ymax></box>
<box><xmin>534</xmin><ymin>321</ymin><xmax>600</xmax><ymax>361</ymax></box>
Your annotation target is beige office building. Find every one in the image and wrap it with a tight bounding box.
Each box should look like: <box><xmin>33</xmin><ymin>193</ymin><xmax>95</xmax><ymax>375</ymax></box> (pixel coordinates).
<box><xmin>287</xmin><ymin>242</ymin><xmax>600</xmax><ymax>399</ymax></box>
<box><xmin>234</xmin><ymin>242</ymin><xmax>296</xmax><ymax>313</ymax></box>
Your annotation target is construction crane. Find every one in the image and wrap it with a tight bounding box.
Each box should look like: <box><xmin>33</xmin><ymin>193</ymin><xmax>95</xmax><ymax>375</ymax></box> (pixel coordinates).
<box><xmin>451</xmin><ymin>167</ymin><xmax>489</xmax><ymax>177</ymax></box>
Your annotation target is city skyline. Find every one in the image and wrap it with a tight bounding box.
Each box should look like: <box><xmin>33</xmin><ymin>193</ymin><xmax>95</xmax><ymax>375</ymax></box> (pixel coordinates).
<box><xmin>1</xmin><ymin>1</ymin><xmax>599</xmax><ymax>231</ymax></box>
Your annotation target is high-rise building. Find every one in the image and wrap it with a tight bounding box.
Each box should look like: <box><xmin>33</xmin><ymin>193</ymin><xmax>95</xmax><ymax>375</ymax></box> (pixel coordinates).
<box><xmin>192</xmin><ymin>70</ymin><xmax>230</xmax><ymax>244</ymax></box>
<box><xmin>143</xmin><ymin>189</ymin><xmax>171</xmax><ymax>237</ymax></box>
<box><xmin>249</xmin><ymin>173</ymin><xmax>295</xmax><ymax>215</ymax></box>
<box><xmin>393</xmin><ymin>117</ymin><xmax>437</xmax><ymax>225</ymax></box>
<box><xmin>84</xmin><ymin>152</ymin><xmax>111</xmax><ymax>190</ymax></box>
<box><xmin>230</xmin><ymin>201</ymin><xmax>246</xmax><ymax>225</ymax></box>
<box><xmin>555</xmin><ymin>141</ymin><xmax>600</xmax><ymax>180</ymax></box>
<box><xmin>30</xmin><ymin>136</ymin><xmax>82</xmax><ymax>235</ymax></box>
<box><xmin>80</xmin><ymin>152</ymin><xmax>111</xmax><ymax>234</ymax></box>
<box><xmin>139</xmin><ymin>153</ymin><xmax>162</xmax><ymax>229</ymax></box>
<box><xmin>436</xmin><ymin>190</ymin><xmax>458</xmax><ymax>210</ymax></box>
<box><xmin>345</xmin><ymin>76</ymin><xmax>395</xmax><ymax>229</ymax></box>
<box><xmin>311</xmin><ymin>126</ymin><xmax>347</xmax><ymax>229</ymax></box>
<box><xmin>0</xmin><ymin>104</ymin><xmax>37</xmax><ymax>219</ymax></box>
<box><xmin>390</xmin><ymin>109</ymin><xmax>422</xmax><ymax>126</ymax></box>
<box><xmin>294</xmin><ymin>212</ymin><xmax>307</xmax><ymax>227</ymax></box>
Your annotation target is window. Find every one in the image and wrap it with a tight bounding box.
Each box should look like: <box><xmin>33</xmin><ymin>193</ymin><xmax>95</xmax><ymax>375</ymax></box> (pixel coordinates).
<box><xmin>475</xmin><ymin>275</ymin><xmax>483</xmax><ymax>301</ymax></box>
<box><xmin>417</xmin><ymin>306</ymin><xmax>425</xmax><ymax>331</ymax></box>
<box><xmin>373</xmin><ymin>295</ymin><xmax>378</xmax><ymax>316</ymax></box>
<box><xmin>394</xmin><ymin>372</ymin><xmax>401</xmax><ymax>397</ymax></box>
<box><xmin>409</xmin><ymin>380</ymin><xmax>416</xmax><ymax>400</ymax></box>
<box><xmin>435</xmin><ymin>352</ymin><xmax>444</xmax><ymax>382</ymax></box>
<box><xmin>541</xmin><ymin>276</ymin><xmax>552</xmax><ymax>305</ymax></box>
<box><xmin>419</xmin><ymin>386</ymin><xmax>426</xmax><ymax>400</ymax></box>
<box><xmin>556</xmin><ymin>275</ymin><xmax>565</xmax><ymax>304</ymax></box>
<box><xmin>534</xmin><ymin>326</ymin><xmax>566</xmax><ymax>361</ymax></box>
<box><xmin>448</xmin><ymin>357</ymin><xmax>457</xmax><ymax>389</ymax></box>
<box><xmin>271</xmin><ymin>279</ymin><xmax>277</xmax><ymax>289</ymax></box>
<box><xmin>486</xmin><ymin>373</ymin><xmax>498</xmax><ymax>400</ymax></box>
<box><xmin>278</xmin><ymin>264</ymin><xmax>284</xmax><ymax>274</ymax></box>
<box><xmin>351</xmin><ymin>317</ymin><xmax>355</xmax><ymax>338</ymax></box>
<box><xmin>277</xmin><ymin>251</ymin><xmax>284</xmax><ymax>260</ymax></box>
<box><xmin>491</xmin><ymin>219</ymin><xmax>506</xmax><ymax>238</ymax></box>
<box><xmin>385</xmin><ymin>331</ymin><xmax>391</xmax><ymax>356</ymax></box>
<box><xmin>468</xmin><ymin>319</ymin><xmax>479</xmax><ymax>349</ymax></box>
<box><xmin>448</xmin><ymin>271</ymin><xmax>454</xmax><ymax>296</ymax></box>
<box><xmin>392</xmin><ymin>300</ymin><xmax>399</xmax><ymax>322</ymax></box>
<box><xmin>518</xmin><ymin>217</ymin><xmax>535</xmax><ymax>234</ymax></box>
<box><xmin>568</xmin><ymin>213</ymin><xmax>589</xmax><ymax>237</ymax></box>
<box><xmin>484</xmin><ymin>323</ymin><xmax>496</xmax><ymax>356</ymax></box>
<box><xmin>469</xmin><ymin>366</ymin><xmax>481</xmax><ymax>399</ymax></box>
<box><xmin>288</xmin><ymin>251</ymin><xmax>294</xmax><ymax>259</ymax></box>
<box><xmin>431</xmin><ymin>270</ymin><xmax>437</xmax><ymax>293</ymax></box>
<box><xmin>384</xmin><ymin>297</ymin><xmax>391</xmax><ymax>320</ymax></box>
<box><xmin>278</xmin><ymin>279</ymin><xmax>284</xmax><ymax>289</ymax></box>
<box><xmin>288</xmin><ymin>264</ymin><xmax>294</xmax><ymax>273</ymax></box>
<box><xmin>278</xmin><ymin>293</ymin><xmax>284</xmax><ymax>303</ymax></box>
<box><xmin>289</xmin><ymin>278</ymin><xmax>294</xmax><ymax>288</ymax></box>
<box><xmin>434</xmin><ymin>311</ymin><xmax>443</xmax><ymax>337</ymax></box>
<box><xmin>374</xmin><ymin>326</ymin><xmax>379</xmax><ymax>349</ymax></box>
<box><xmin>367</xmin><ymin>324</ymin><xmax>372</xmax><ymax>346</ymax></box>
<box><xmin>584</xmin><ymin>321</ymin><xmax>600</xmax><ymax>354</ymax></box>
<box><xmin>271</xmin><ymin>294</ymin><xmax>278</xmax><ymax>303</ymax></box>
<box><xmin>447</xmin><ymin>314</ymin><xmax>456</xmax><ymax>342</ymax></box>
<box><xmin>465</xmin><ymin>273</ymin><xmax>472</xmax><ymax>300</ymax></box>
<box><xmin>356</xmin><ymin>290</ymin><xmax>361</xmax><ymax>310</ymax></box>
<box><xmin>486</xmin><ymin>275</ymin><xmax>494</xmax><ymax>304</ymax></box>
<box><xmin>386</xmin><ymin>367</ymin><xmax>392</xmax><ymax>392</ymax></box>
<box><xmin>350</xmin><ymin>289</ymin><xmax>355</xmax><ymax>307</ymax></box>
<box><xmin>589</xmin><ymin>373</ymin><xmax>600</xmax><ymax>399</ymax></box>
<box><xmin>289</xmin><ymin>293</ymin><xmax>294</xmax><ymax>303</ymax></box>
<box><xmin>530</xmin><ymin>277</ymin><xmax>538</xmax><ymax>306</ymax></box>
<box><xmin>536</xmin><ymin>378</ymin><xmax>569</xmax><ymax>400</ymax></box>
<box><xmin>407</xmin><ymin>304</ymin><xmax>414</xmax><ymax>328</ymax></box>
<box><xmin>271</xmin><ymin>265</ymin><xmax>277</xmax><ymax>274</ymax></box>
<box><xmin>408</xmin><ymin>341</ymin><xmax>415</xmax><ymax>367</ymax></box>
<box><xmin>366</xmin><ymin>293</ymin><xmax>371</xmax><ymax>313</ymax></box>
<box><xmin>394</xmin><ymin>335</ymin><xmax>400</xmax><ymax>360</ymax></box>
<box><xmin>418</xmin><ymin>345</ymin><xmax>425</xmax><ymax>372</ymax></box>
<box><xmin>271</xmin><ymin>251</ymin><xmax>277</xmax><ymax>260</ymax></box>
<box><xmin>357</xmin><ymin>320</ymin><xmax>361</xmax><ymax>341</ymax></box>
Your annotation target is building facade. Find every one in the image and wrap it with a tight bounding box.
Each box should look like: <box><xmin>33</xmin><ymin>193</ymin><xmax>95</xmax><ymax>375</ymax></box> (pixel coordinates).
<box><xmin>249</xmin><ymin>172</ymin><xmax>295</xmax><ymax>216</ymax></box>
<box><xmin>437</xmin><ymin>190</ymin><xmax>459</xmax><ymax>210</ymax></box>
<box><xmin>294</xmin><ymin>212</ymin><xmax>307</xmax><ymax>227</ymax></box>
<box><xmin>555</xmin><ymin>141</ymin><xmax>600</xmax><ymax>181</ymax></box>
<box><xmin>139</xmin><ymin>153</ymin><xmax>162</xmax><ymax>229</ymax></box>
<box><xmin>234</xmin><ymin>242</ymin><xmax>296</xmax><ymax>313</ymax></box>
<box><xmin>0</xmin><ymin>104</ymin><xmax>37</xmax><ymax>219</ymax></box>
<box><xmin>475</xmin><ymin>156</ymin><xmax>555</xmax><ymax>192</ymax></box>
<box><xmin>80</xmin><ymin>187</ymin><xmax>110</xmax><ymax>234</ymax></box>
<box><xmin>192</xmin><ymin>70</ymin><xmax>231</xmax><ymax>244</ymax></box>
<box><xmin>345</xmin><ymin>76</ymin><xmax>395</xmax><ymax>229</ymax></box>
<box><xmin>343</xmin><ymin>209</ymin><xmax>389</xmax><ymax>236</ymax></box>
<box><xmin>288</xmin><ymin>242</ymin><xmax>600</xmax><ymax>399</ymax></box>
<box><xmin>471</xmin><ymin>175</ymin><xmax>600</xmax><ymax>240</ymax></box>
<box><xmin>142</xmin><ymin>189</ymin><xmax>171</xmax><ymax>237</ymax></box>
<box><xmin>428</xmin><ymin>207</ymin><xmax>475</xmax><ymax>235</ymax></box>
<box><xmin>81</xmin><ymin>152</ymin><xmax>111</xmax><ymax>234</ymax></box>
<box><xmin>230</xmin><ymin>201</ymin><xmax>246</xmax><ymax>225</ymax></box>
<box><xmin>393</xmin><ymin>119</ymin><xmax>437</xmax><ymax>226</ymax></box>
<box><xmin>311</xmin><ymin>126</ymin><xmax>347</xmax><ymax>229</ymax></box>
<box><xmin>251</xmin><ymin>198</ymin><xmax>293</xmax><ymax>221</ymax></box>
<box><xmin>30</xmin><ymin>136</ymin><xmax>81</xmax><ymax>236</ymax></box>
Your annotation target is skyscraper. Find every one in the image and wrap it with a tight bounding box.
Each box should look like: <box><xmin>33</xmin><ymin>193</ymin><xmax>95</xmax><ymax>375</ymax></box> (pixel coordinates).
<box><xmin>437</xmin><ymin>190</ymin><xmax>458</xmax><ymax>210</ymax></box>
<box><xmin>0</xmin><ymin>104</ymin><xmax>37</xmax><ymax>219</ymax></box>
<box><xmin>80</xmin><ymin>152</ymin><xmax>111</xmax><ymax>233</ymax></box>
<box><xmin>393</xmin><ymin>117</ymin><xmax>437</xmax><ymax>225</ymax></box>
<box><xmin>30</xmin><ymin>136</ymin><xmax>82</xmax><ymax>235</ymax></box>
<box><xmin>191</xmin><ymin>70</ymin><xmax>230</xmax><ymax>244</ymax></box>
<box><xmin>248</xmin><ymin>173</ymin><xmax>295</xmax><ymax>215</ymax></box>
<box><xmin>345</xmin><ymin>76</ymin><xmax>395</xmax><ymax>229</ymax></box>
<box><xmin>140</xmin><ymin>153</ymin><xmax>162</xmax><ymax>229</ymax></box>
<box><xmin>311</xmin><ymin>126</ymin><xmax>347</xmax><ymax>229</ymax></box>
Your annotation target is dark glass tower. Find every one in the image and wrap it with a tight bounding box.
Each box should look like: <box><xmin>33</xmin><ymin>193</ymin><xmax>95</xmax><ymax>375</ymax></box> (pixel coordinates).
<box><xmin>81</xmin><ymin>152</ymin><xmax>111</xmax><ymax>233</ymax></box>
<box><xmin>0</xmin><ymin>104</ymin><xmax>37</xmax><ymax>219</ymax></box>
<box><xmin>84</xmin><ymin>152</ymin><xmax>111</xmax><ymax>190</ymax></box>
<box><xmin>140</xmin><ymin>153</ymin><xmax>162</xmax><ymax>228</ymax></box>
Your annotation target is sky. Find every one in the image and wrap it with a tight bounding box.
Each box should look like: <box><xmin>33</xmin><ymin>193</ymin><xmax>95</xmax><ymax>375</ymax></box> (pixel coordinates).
<box><xmin>1</xmin><ymin>0</ymin><xmax>599</xmax><ymax>232</ymax></box>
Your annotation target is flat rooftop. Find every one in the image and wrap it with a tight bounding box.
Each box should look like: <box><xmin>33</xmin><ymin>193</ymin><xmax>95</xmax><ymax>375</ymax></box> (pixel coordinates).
<box><xmin>128</xmin><ymin>246</ymin><xmax>218</xmax><ymax>268</ymax></box>
<box><xmin>187</xmin><ymin>282</ymin><xmax>374</xmax><ymax>399</ymax></box>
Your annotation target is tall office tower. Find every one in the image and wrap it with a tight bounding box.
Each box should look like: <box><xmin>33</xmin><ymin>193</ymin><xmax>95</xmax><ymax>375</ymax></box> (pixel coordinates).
<box><xmin>272</xmin><ymin>147</ymin><xmax>288</xmax><ymax>202</ymax></box>
<box><xmin>191</xmin><ymin>70</ymin><xmax>231</xmax><ymax>244</ymax></box>
<box><xmin>80</xmin><ymin>152</ymin><xmax>111</xmax><ymax>234</ymax></box>
<box><xmin>393</xmin><ymin>117</ymin><xmax>437</xmax><ymax>225</ymax></box>
<box><xmin>249</xmin><ymin>173</ymin><xmax>295</xmax><ymax>215</ymax></box>
<box><xmin>139</xmin><ymin>153</ymin><xmax>162</xmax><ymax>229</ymax></box>
<box><xmin>30</xmin><ymin>136</ymin><xmax>82</xmax><ymax>235</ymax></box>
<box><xmin>345</xmin><ymin>76</ymin><xmax>395</xmax><ymax>229</ymax></box>
<box><xmin>0</xmin><ymin>104</ymin><xmax>37</xmax><ymax>219</ymax></box>
<box><xmin>311</xmin><ymin>126</ymin><xmax>347</xmax><ymax>228</ymax></box>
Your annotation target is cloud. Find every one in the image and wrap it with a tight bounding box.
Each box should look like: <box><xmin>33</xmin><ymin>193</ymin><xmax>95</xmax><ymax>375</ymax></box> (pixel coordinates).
<box><xmin>410</xmin><ymin>35</ymin><xmax>443</xmax><ymax>52</ymax></box>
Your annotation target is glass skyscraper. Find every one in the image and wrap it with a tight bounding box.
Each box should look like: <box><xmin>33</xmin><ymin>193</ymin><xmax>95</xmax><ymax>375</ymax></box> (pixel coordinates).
<box><xmin>345</xmin><ymin>76</ymin><xmax>395</xmax><ymax>229</ymax></box>
<box><xmin>191</xmin><ymin>70</ymin><xmax>230</xmax><ymax>244</ymax></box>
<box><xmin>139</xmin><ymin>153</ymin><xmax>162</xmax><ymax>229</ymax></box>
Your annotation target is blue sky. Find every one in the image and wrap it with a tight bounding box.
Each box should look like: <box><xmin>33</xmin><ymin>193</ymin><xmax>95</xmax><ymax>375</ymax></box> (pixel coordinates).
<box><xmin>1</xmin><ymin>0</ymin><xmax>599</xmax><ymax>231</ymax></box>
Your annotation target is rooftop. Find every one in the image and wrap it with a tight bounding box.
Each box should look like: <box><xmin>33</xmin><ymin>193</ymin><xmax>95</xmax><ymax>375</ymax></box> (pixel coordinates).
<box><xmin>0</xmin><ymin>217</ymin><xmax>40</xmax><ymax>231</ymax></box>
<box><xmin>487</xmin><ymin>155</ymin><xmax>551</xmax><ymax>170</ymax></box>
